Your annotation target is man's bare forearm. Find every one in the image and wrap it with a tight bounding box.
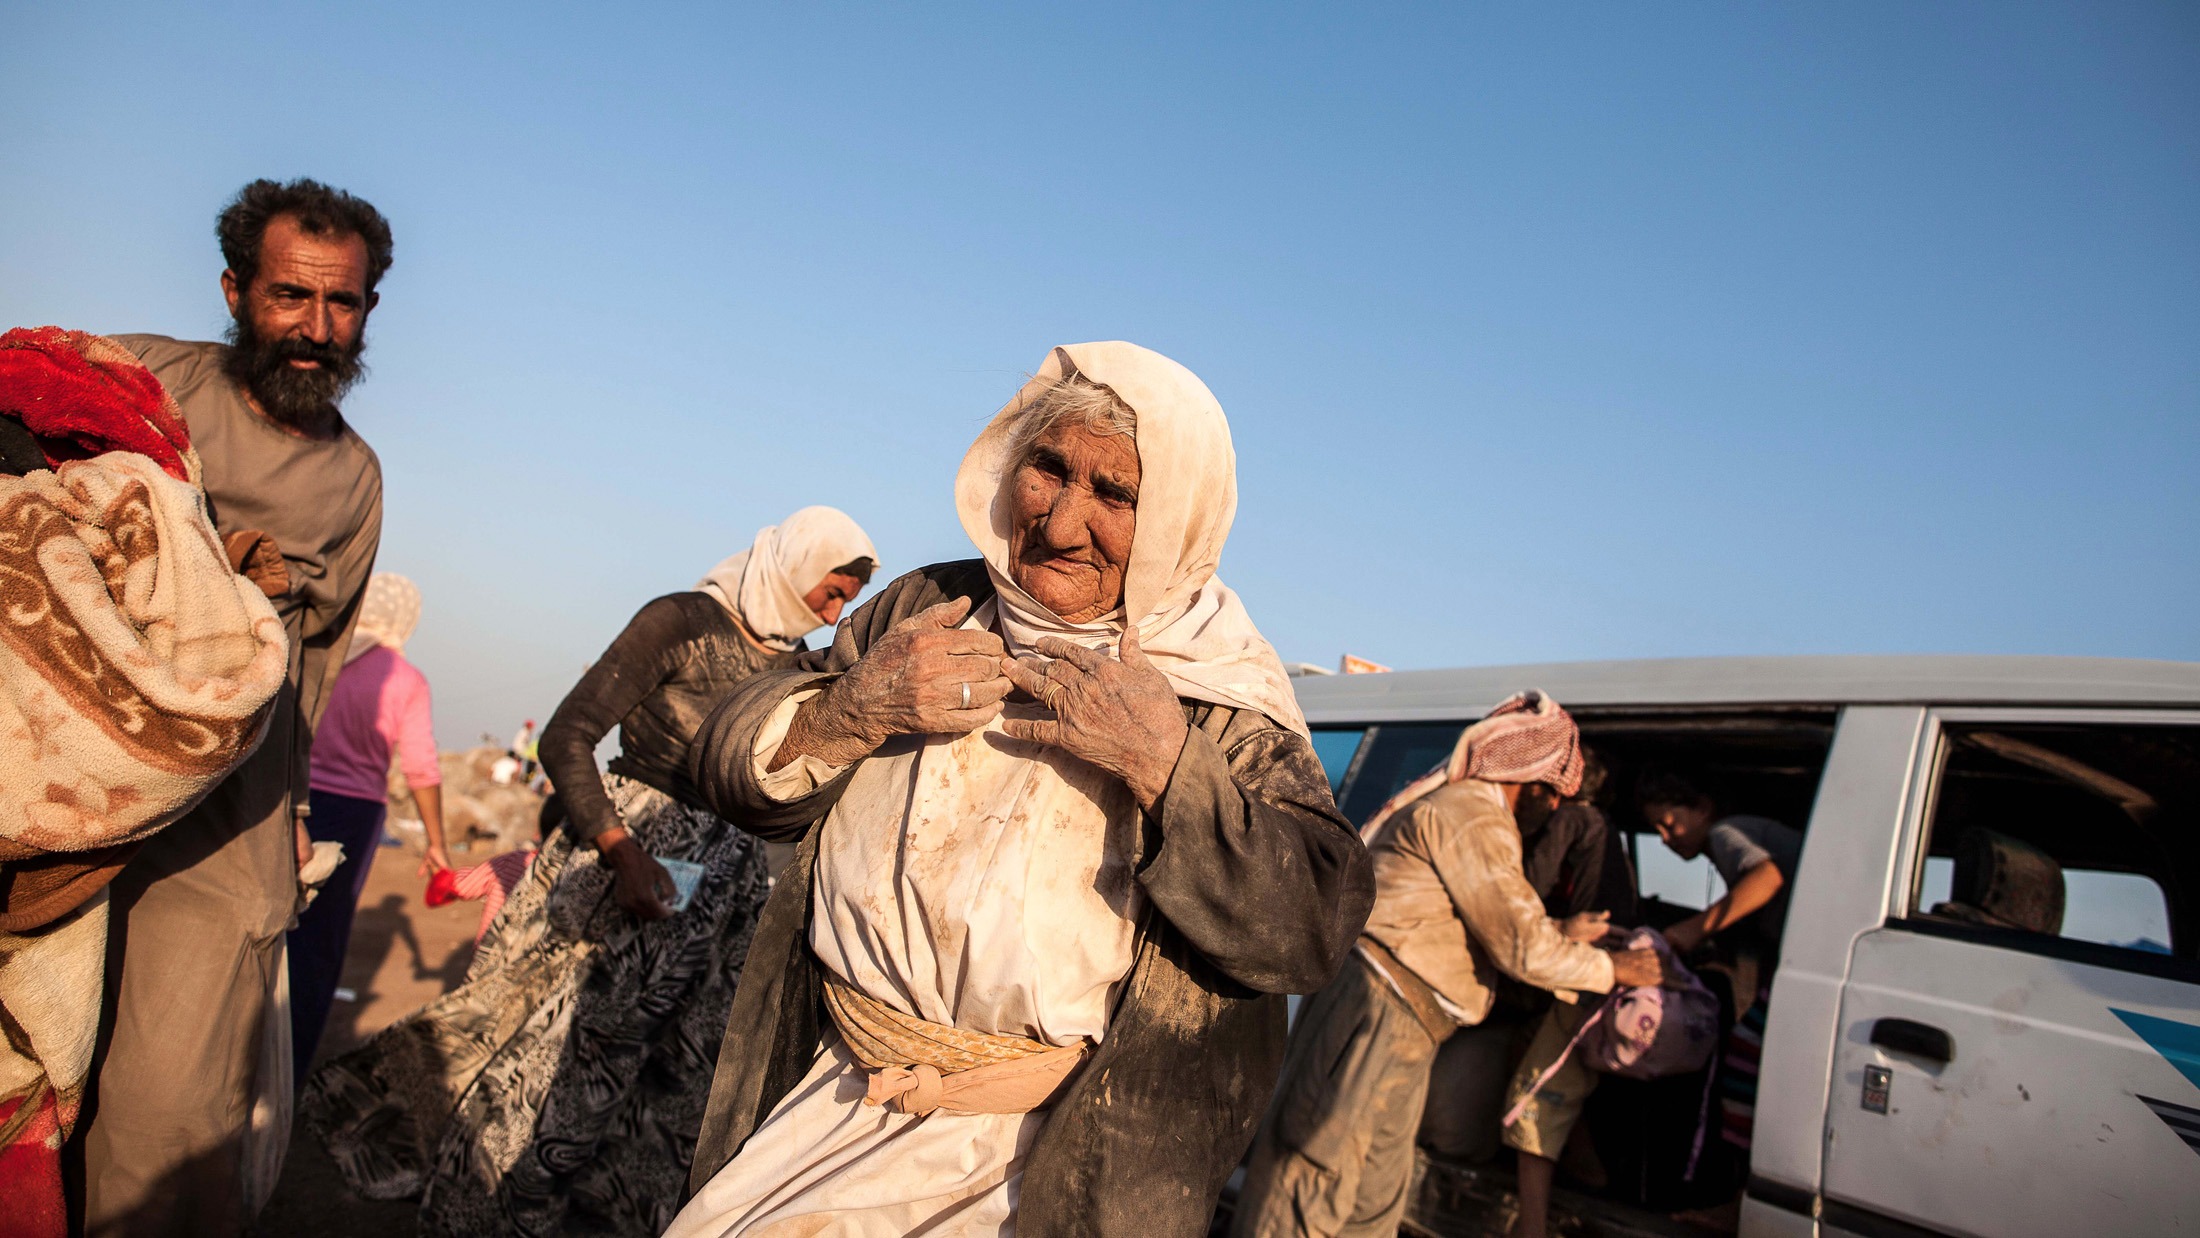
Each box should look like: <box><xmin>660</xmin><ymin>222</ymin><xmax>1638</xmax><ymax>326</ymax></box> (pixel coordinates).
<box><xmin>1703</xmin><ymin>861</ymin><xmax>1784</xmax><ymax>934</ymax></box>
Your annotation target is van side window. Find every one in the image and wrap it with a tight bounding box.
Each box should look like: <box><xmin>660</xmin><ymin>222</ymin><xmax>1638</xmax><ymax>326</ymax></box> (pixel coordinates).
<box><xmin>1630</xmin><ymin>834</ymin><xmax>1727</xmax><ymax>911</ymax></box>
<box><xmin>1308</xmin><ymin>728</ymin><xmax>1368</xmax><ymax>795</ymax></box>
<box><xmin>1903</xmin><ymin>722</ymin><xmax>2196</xmax><ymax>976</ymax></box>
<box><xmin>1332</xmin><ymin>723</ymin><xmax>1467</xmax><ymax>827</ymax></box>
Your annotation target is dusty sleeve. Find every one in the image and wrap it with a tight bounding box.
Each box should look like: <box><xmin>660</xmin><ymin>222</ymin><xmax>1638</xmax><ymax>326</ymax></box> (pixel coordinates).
<box><xmin>687</xmin><ymin>561</ymin><xmax>986</xmax><ymax>843</ymax></box>
<box><xmin>1133</xmin><ymin>712</ymin><xmax>1375</xmax><ymax>995</ymax></box>
<box><xmin>1430</xmin><ymin>807</ymin><xmax>1615</xmax><ymax>995</ymax></box>
<box><xmin>685</xmin><ymin>670</ymin><xmax>845</xmax><ymax>842</ymax></box>
<box><xmin>748</xmin><ymin>690</ymin><xmax>845</xmax><ymax>802</ymax></box>
<box><xmin>539</xmin><ymin>595</ymin><xmax>704</xmax><ymax>843</ymax></box>
<box><xmin>393</xmin><ymin>665</ymin><xmax>442</xmax><ymax>789</ymax></box>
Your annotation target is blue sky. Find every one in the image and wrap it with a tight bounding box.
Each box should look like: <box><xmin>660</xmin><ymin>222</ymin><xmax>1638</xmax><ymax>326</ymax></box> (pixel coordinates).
<box><xmin>4</xmin><ymin>2</ymin><xmax>2195</xmax><ymax>746</ymax></box>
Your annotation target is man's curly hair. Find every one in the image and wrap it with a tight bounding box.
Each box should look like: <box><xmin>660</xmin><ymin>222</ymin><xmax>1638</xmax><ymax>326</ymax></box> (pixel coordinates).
<box><xmin>216</xmin><ymin>178</ymin><xmax>394</xmax><ymax>294</ymax></box>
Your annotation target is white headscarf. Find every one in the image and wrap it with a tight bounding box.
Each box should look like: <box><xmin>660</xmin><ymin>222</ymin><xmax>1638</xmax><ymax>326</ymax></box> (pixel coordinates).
<box><xmin>345</xmin><ymin>572</ymin><xmax>421</xmax><ymax>665</ymax></box>
<box><xmin>954</xmin><ymin>342</ymin><xmax>1308</xmax><ymax>737</ymax></box>
<box><xmin>696</xmin><ymin>506</ymin><xmax>878</xmax><ymax>651</ymax></box>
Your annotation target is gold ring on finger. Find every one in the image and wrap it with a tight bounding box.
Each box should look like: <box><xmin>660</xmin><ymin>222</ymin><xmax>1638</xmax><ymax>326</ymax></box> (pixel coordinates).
<box><xmin>961</xmin><ymin>681</ymin><xmax>971</xmax><ymax>710</ymax></box>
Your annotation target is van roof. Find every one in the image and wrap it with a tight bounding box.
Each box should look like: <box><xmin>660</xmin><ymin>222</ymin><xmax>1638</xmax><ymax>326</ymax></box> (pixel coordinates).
<box><xmin>1292</xmin><ymin>655</ymin><xmax>2200</xmax><ymax>725</ymax></box>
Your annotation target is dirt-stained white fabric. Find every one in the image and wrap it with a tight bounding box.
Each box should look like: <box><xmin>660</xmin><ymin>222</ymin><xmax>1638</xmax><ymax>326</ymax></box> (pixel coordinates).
<box><xmin>0</xmin><ymin>892</ymin><xmax>109</xmax><ymax>1188</ymax></box>
<box><xmin>954</xmin><ymin>342</ymin><xmax>1307</xmax><ymax>737</ymax></box>
<box><xmin>1359</xmin><ymin>779</ymin><xmax>1614</xmax><ymax>1027</ymax></box>
<box><xmin>671</xmin><ymin>1037</ymin><xmax>1042</xmax><ymax>1238</ymax></box>
<box><xmin>666</xmin><ymin>598</ymin><xmax>1143</xmax><ymax>1237</ymax></box>
<box><xmin>696</xmin><ymin>506</ymin><xmax>876</xmax><ymax>651</ymax></box>
<box><xmin>342</xmin><ymin>571</ymin><xmax>419</xmax><ymax>664</ymax></box>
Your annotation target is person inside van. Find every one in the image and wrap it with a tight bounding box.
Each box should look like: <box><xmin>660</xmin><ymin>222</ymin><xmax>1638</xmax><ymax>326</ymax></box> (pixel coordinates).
<box><xmin>1503</xmin><ymin>769</ymin><xmax>1800</xmax><ymax>1237</ymax></box>
<box><xmin>1643</xmin><ymin>769</ymin><xmax>1804</xmax><ymax>1223</ymax></box>
<box><xmin>1636</xmin><ymin>768</ymin><xmax>1802</xmax><ymax>956</ymax></box>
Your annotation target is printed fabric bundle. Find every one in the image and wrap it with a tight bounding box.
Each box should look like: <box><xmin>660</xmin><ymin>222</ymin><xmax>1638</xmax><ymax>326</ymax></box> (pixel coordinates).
<box><xmin>0</xmin><ymin>328</ymin><xmax>289</xmax><ymax>930</ymax></box>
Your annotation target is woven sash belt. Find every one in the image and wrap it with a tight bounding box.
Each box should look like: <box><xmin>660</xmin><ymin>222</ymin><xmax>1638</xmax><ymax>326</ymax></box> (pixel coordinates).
<box><xmin>1355</xmin><ymin>936</ymin><xmax>1461</xmax><ymax>1046</ymax></box>
<box><xmin>821</xmin><ymin>971</ymin><xmax>1090</xmax><ymax>1117</ymax></box>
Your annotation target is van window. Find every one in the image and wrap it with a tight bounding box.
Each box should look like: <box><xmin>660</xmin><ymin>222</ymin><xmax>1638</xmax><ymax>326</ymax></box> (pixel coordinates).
<box><xmin>1630</xmin><ymin>834</ymin><xmax>1729</xmax><ymax>911</ymax></box>
<box><xmin>1333</xmin><ymin>723</ymin><xmax>1466</xmax><ymax>827</ymax></box>
<box><xmin>1904</xmin><ymin>721</ymin><xmax>2198</xmax><ymax>976</ymax></box>
<box><xmin>1917</xmin><ymin>858</ymin><xmax>2173</xmax><ymax>953</ymax></box>
<box><xmin>1308</xmin><ymin>728</ymin><xmax>1368</xmax><ymax>795</ymax></box>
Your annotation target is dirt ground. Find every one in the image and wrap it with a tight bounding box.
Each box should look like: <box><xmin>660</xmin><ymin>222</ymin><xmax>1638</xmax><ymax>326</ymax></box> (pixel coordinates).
<box><xmin>254</xmin><ymin>835</ymin><xmax>490</xmax><ymax>1237</ymax></box>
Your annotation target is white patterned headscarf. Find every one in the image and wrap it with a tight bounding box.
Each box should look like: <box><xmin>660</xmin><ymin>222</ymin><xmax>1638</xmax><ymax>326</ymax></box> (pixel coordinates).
<box><xmin>345</xmin><ymin>573</ymin><xmax>421</xmax><ymax>664</ymax></box>
<box><xmin>696</xmin><ymin>506</ymin><xmax>878</xmax><ymax>651</ymax></box>
<box><xmin>954</xmin><ymin>342</ymin><xmax>1307</xmax><ymax>738</ymax></box>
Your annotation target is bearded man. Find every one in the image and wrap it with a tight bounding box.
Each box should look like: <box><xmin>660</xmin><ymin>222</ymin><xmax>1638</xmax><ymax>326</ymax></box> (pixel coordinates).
<box><xmin>74</xmin><ymin>179</ymin><xmax>388</xmax><ymax>1237</ymax></box>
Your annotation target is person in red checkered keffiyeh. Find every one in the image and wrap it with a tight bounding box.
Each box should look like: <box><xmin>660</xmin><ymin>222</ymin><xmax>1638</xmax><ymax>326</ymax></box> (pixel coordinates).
<box><xmin>1236</xmin><ymin>691</ymin><xmax>1671</xmax><ymax>1238</ymax></box>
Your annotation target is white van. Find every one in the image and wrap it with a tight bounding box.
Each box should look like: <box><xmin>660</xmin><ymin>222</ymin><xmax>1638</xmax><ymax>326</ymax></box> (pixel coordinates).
<box><xmin>1290</xmin><ymin>655</ymin><xmax>2200</xmax><ymax>1238</ymax></box>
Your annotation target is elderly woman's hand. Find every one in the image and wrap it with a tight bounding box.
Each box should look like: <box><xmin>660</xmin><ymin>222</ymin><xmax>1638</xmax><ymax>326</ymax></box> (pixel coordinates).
<box><xmin>775</xmin><ymin>597</ymin><xmax>1014</xmax><ymax>769</ymax></box>
<box><xmin>1001</xmin><ymin>627</ymin><xmax>1190</xmax><ymax>812</ymax></box>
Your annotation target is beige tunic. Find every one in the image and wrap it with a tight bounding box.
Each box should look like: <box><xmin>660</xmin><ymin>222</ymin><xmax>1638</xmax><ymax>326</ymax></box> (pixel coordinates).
<box><xmin>669</xmin><ymin>608</ymin><xmax>1144</xmax><ymax>1237</ymax></box>
<box><xmin>80</xmin><ymin>337</ymin><xmax>381</xmax><ymax>1237</ymax></box>
<box><xmin>1358</xmin><ymin>779</ymin><xmax>1613</xmax><ymax>1026</ymax></box>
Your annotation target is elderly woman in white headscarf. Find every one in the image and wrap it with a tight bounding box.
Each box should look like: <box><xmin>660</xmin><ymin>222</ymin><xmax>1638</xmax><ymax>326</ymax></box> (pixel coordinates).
<box><xmin>303</xmin><ymin>509</ymin><xmax>875</xmax><ymax>1238</ymax></box>
<box><xmin>668</xmin><ymin>344</ymin><xmax>1374</xmax><ymax>1238</ymax></box>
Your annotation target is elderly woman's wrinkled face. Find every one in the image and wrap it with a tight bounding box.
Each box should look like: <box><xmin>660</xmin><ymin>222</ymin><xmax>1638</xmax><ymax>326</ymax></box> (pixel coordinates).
<box><xmin>1007</xmin><ymin>421</ymin><xmax>1139</xmax><ymax>623</ymax></box>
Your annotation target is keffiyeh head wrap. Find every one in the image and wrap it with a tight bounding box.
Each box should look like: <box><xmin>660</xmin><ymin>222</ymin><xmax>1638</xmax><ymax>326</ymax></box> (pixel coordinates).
<box><xmin>696</xmin><ymin>506</ymin><xmax>877</xmax><ymax>652</ymax></box>
<box><xmin>953</xmin><ymin>342</ymin><xmax>1307</xmax><ymax>737</ymax></box>
<box><xmin>346</xmin><ymin>573</ymin><xmax>421</xmax><ymax>663</ymax></box>
<box><xmin>1358</xmin><ymin>691</ymin><xmax>1583</xmax><ymax>840</ymax></box>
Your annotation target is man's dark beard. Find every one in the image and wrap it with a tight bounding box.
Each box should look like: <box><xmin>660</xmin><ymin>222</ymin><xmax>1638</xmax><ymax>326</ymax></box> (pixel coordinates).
<box><xmin>1514</xmin><ymin>786</ymin><xmax>1561</xmax><ymax>834</ymax></box>
<box><xmin>222</xmin><ymin>312</ymin><xmax>367</xmax><ymax>427</ymax></box>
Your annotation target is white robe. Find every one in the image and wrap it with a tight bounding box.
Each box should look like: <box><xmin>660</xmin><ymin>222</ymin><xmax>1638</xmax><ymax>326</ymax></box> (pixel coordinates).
<box><xmin>666</xmin><ymin>607</ymin><xmax>1144</xmax><ymax>1237</ymax></box>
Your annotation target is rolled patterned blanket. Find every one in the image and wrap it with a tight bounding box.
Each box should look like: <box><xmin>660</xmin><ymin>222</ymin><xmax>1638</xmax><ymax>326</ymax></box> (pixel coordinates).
<box><xmin>0</xmin><ymin>329</ymin><xmax>289</xmax><ymax>1235</ymax></box>
<box><xmin>0</xmin><ymin>328</ymin><xmax>288</xmax><ymax>930</ymax></box>
<box><xmin>0</xmin><ymin>451</ymin><xmax>290</xmax><ymax>928</ymax></box>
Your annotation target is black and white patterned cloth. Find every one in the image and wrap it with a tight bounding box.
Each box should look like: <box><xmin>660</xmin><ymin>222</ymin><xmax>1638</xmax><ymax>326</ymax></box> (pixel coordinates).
<box><xmin>303</xmin><ymin>773</ymin><xmax>770</xmax><ymax>1237</ymax></box>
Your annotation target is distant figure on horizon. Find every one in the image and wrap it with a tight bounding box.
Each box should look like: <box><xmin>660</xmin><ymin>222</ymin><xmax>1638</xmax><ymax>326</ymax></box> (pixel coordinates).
<box><xmin>304</xmin><ymin>507</ymin><xmax>876</xmax><ymax>1237</ymax></box>
<box><xmin>508</xmin><ymin>718</ymin><xmax>539</xmax><ymax>784</ymax></box>
<box><xmin>76</xmin><ymin>177</ymin><xmax>390</xmax><ymax>1237</ymax></box>
<box><xmin>287</xmin><ymin>572</ymin><xmax>451</xmax><ymax>1089</ymax></box>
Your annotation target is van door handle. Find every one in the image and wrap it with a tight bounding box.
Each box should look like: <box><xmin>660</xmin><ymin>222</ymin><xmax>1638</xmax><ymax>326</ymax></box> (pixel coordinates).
<box><xmin>1870</xmin><ymin>1017</ymin><xmax>1954</xmax><ymax>1064</ymax></box>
